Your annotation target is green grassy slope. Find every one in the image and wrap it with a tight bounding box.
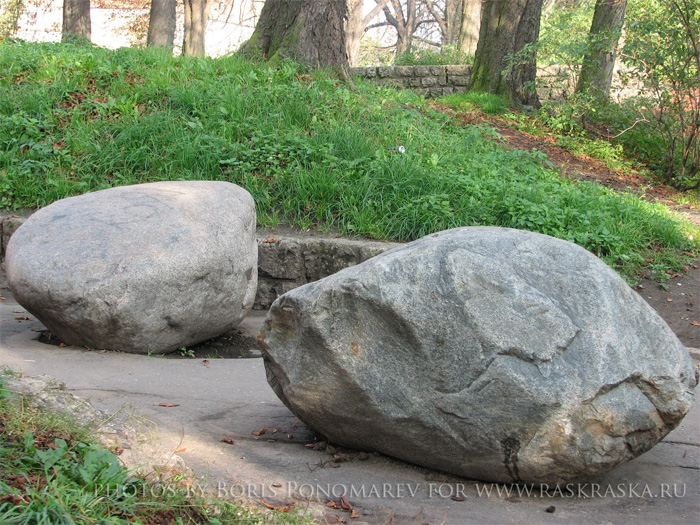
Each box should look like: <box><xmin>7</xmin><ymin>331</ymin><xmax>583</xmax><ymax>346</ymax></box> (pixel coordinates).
<box><xmin>0</xmin><ymin>41</ymin><xmax>697</xmax><ymax>279</ymax></box>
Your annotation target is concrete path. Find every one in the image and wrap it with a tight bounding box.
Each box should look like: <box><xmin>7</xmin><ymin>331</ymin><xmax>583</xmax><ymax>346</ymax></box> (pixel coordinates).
<box><xmin>1</xmin><ymin>281</ymin><xmax>699</xmax><ymax>524</ymax></box>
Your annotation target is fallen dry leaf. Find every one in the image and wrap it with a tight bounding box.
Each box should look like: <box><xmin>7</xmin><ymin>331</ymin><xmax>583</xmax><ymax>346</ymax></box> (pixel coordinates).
<box><xmin>267</xmin><ymin>439</ymin><xmax>276</xmax><ymax>443</ymax></box>
<box><xmin>252</xmin><ymin>428</ymin><xmax>268</xmax><ymax>436</ymax></box>
<box><xmin>339</xmin><ymin>493</ymin><xmax>353</xmax><ymax>511</ymax></box>
<box><xmin>153</xmin><ymin>403</ymin><xmax>179</xmax><ymax>407</ymax></box>
<box><xmin>0</xmin><ymin>494</ymin><xmax>27</xmax><ymax>506</ymax></box>
<box><xmin>220</xmin><ymin>438</ymin><xmax>235</xmax><ymax>445</ymax></box>
<box><xmin>172</xmin><ymin>447</ymin><xmax>187</xmax><ymax>453</ymax></box>
<box><xmin>304</xmin><ymin>443</ymin><xmax>315</xmax><ymax>448</ymax></box>
<box><xmin>14</xmin><ymin>316</ymin><xmax>31</xmax><ymax>321</ymax></box>
<box><xmin>58</xmin><ymin>343</ymin><xmax>68</xmax><ymax>348</ymax></box>
<box><xmin>350</xmin><ymin>509</ymin><xmax>360</xmax><ymax>519</ymax></box>
<box><xmin>667</xmin><ymin>297</ymin><xmax>674</xmax><ymax>302</ymax></box>
<box><xmin>0</xmin><ymin>296</ymin><xmax>5</xmax><ymax>300</ymax></box>
<box><xmin>272</xmin><ymin>483</ymin><xmax>282</xmax><ymax>488</ymax></box>
<box><xmin>691</xmin><ymin>321</ymin><xmax>699</xmax><ymax>326</ymax></box>
<box><xmin>287</xmin><ymin>433</ymin><xmax>293</xmax><ymax>440</ymax></box>
<box><xmin>201</xmin><ymin>359</ymin><xmax>210</xmax><ymax>366</ymax></box>
<box><xmin>326</xmin><ymin>501</ymin><xmax>341</xmax><ymax>509</ymax></box>
<box><xmin>262</xmin><ymin>236</ymin><xmax>282</xmax><ymax>244</ymax></box>
<box><xmin>259</xmin><ymin>498</ymin><xmax>295</xmax><ymax>512</ymax></box>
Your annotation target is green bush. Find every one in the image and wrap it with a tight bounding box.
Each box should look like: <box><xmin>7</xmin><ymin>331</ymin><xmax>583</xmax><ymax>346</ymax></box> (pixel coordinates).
<box><xmin>621</xmin><ymin>0</ymin><xmax>700</xmax><ymax>188</ymax></box>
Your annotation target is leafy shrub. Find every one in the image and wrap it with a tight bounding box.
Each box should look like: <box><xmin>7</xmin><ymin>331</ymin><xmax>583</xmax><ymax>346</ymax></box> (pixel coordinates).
<box><xmin>621</xmin><ymin>0</ymin><xmax>700</xmax><ymax>189</ymax></box>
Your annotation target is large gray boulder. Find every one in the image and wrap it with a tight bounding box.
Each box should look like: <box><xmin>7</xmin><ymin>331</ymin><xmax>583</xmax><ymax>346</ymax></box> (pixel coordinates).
<box><xmin>259</xmin><ymin>227</ymin><xmax>698</xmax><ymax>485</ymax></box>
<box><xmin>6</xmin><ymin>181</ymin><xmax>257</xmax><ymax>354</ymax></box>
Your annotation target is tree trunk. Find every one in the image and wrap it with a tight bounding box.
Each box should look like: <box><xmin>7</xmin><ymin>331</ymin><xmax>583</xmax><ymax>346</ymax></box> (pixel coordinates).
<box><xmin>458</xmin><ymin>0</ymin><xmax>481</xmax><ymax>55</ymax></box>
<box><xmin>346</xmin><ymin>0</ymin><xmax>365</xmax><ymax>66</ymax></box>
<box><xmin>422</xmin><ymin>0</ymin><xmax>462</xmax><ymax>47</ymax></box>
<box><xmin>62</xmin><ymin>0</ymin><xmax>91</xmax><ymax>42</ymax></box>
<box><xmin>345</xmin><ymin>0</ymin><xmax>389</xmax><ymax>66</ymax></box>
<box><xmin>575</xmin><ymin>0</ymin><xmax>627</xmax><ymax>100</ymax></box>
<box><xmin>444</xmin><ymin>0</ymin><xmax>461</xmax><ymax>46</ymax></box>
<box><xmin>383</xmin><ymin>0</ymin><xmax>418</xmax><ymax>57</ymax></box>
<box><xmin>183</xmin><ymin>0</ymin><xmax>208</xmax><ymax>57</ymax></box>
<box><xmin>470</xmin><ymin>0</ymin><xmax>543</xmax><ymax>107</ymax></box>
<box><xmin>147</xmin><ymin>0</ymin><xmax>176</xmax><ymax>49</ymax></box>
<box><xmin>239</xmin><ymin>0</ymin><xmax>348</xmax><ymax>70</ymax></box>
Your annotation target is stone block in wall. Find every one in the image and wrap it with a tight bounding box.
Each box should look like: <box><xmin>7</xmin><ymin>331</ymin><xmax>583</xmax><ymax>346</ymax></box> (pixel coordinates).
<box><xmin>446</xmin><ymin>65</ymin><xmax>471</xmax><ymax>76</ymax></box>
<box><xmin>428</xmin><ymin>87</ymin><xmax>445</xmax><ymax>98</ymax></box>
<box><xmin>408</xmin><ymin>78</ymin><xmax>421</xmax><ymax>88</ymax></box>
<box><xmin>453</xmin><ymin>86</ymin><xmax>468</xmax><ymax>94</ymax></box>
<box><xmin>350</xmin><ymin>66</ymin><xmax>377</xmax><ymax>79</ymax></box>
<box><xmin>255</xmin><ymin>236</ymin><xmax>400</xmax><ymax>309</ymax></box>
<box><xmin>379</xmin><ymin>79</ymin><xmax>405</xmax><ymax>89</ymax></box>
<box><xmin>396</xmin><ymin>66</ymin><xmax>415</xmax><ymax>77</ymax></box>
<box><xmin>377</xmin><ymin>66</ymin><xmax>397</xmax><ymax>78</ymax></box>
<box><xmin>449</xmin><ymin>75</ymin><xmax>470</xmax><ymax>86</ymax></box>
<box><xmin>413</xmin><ymin>66</ymin><xmax>431</xmax><ymax>77</ymax></box>
<box><xmin>421</xmin><ymin>77</ymin><xmax>437</xmax><ymax>87</ymax></box>
<box><xmin>429</xmin><ymin>66</ymin><xmax>447</xmax><ymax>76</ymax></box>
<box><xmin>442</xmin><ymin>86</ymin><xmax>454</xmax><ymax>95</ymax></box>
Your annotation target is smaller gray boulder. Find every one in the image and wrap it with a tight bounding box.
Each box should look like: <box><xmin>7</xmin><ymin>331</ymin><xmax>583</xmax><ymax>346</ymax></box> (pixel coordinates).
<box><xmin>259</xmin><ymin>227</ymin><xmax>698</xmax><ymax>485</ymax></box>
<box><xmin>6</xmin><ymin>181</ymin><xmax>257</xmax><ymax>354</ymax></box>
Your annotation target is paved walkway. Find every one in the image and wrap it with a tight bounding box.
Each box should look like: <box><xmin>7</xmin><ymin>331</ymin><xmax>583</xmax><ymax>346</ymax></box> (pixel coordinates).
<box><xmin>1</xmin><ymin>277</ymin><xmax>699</xmax><ymax>524</ymax></box>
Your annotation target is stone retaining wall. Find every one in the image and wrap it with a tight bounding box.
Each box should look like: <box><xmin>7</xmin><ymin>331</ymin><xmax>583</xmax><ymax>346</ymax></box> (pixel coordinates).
<box><xmin>350</xmin><ymin>64</ymin><xmax>636</xmax><ymax>103</ymax></box>
<box><xmin>349</xmin><ymin>64</ymin><xmax>572</xmax><ymax>101</ymax></box>
<box><xmin>349</xmin><ymin>65</ymin><xmax>471</xmax><ymax>98</ymax></box>
<box><xmin>0</xmin><ymin>214</ymin><xmax>400</xmax><ymax>309</ymax></box>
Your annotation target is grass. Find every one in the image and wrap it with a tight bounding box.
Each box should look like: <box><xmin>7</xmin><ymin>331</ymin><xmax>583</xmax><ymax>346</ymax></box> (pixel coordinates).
<box><xmin>437</xmin><ymin>92</ymin><xmax>511</xmax><ymax>115</ymax></box>
<box><xmin>0</xmin><ymin>370</ymin><xmax>311</xmax><ymax>524</ymax></box>
<box><xmin>0</xmin><ymin>39</ymin><xmax>698</xmax><ymax>281</ymax></box>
